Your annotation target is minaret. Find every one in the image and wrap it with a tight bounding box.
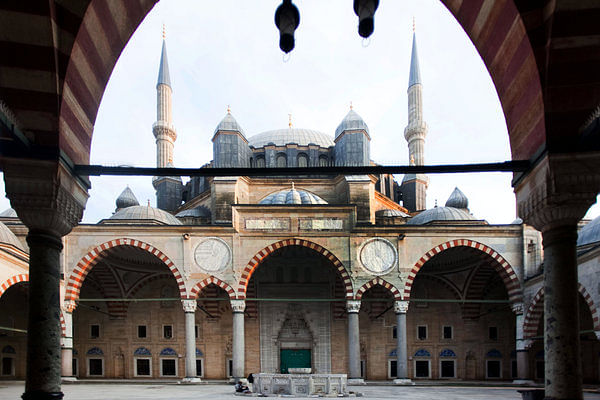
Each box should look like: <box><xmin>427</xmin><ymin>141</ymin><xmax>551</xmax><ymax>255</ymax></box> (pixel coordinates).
<box><xmin>152</xmin><ymin>26</ymin><xmax>182</xmax><ymax>211</ymax></box>
<box><xmin>400</xmin><ymin>23</ymin><xmax>429</xmax><ymax>212</ymax></box>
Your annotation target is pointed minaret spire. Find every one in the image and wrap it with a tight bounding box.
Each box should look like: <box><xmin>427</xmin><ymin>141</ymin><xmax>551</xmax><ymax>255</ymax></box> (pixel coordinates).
<box><xmin>157</xmin><ymin>29</ymin><xmax>172</xmax><ymax>88</ymax></box>
<box><xmin>408</xmin><ymin>26</ymin><xmax>421</xmax><ymax>88</ymax></box>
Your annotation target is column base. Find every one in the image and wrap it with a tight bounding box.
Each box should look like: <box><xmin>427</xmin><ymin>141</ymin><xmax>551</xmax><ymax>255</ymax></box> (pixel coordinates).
<box><xmin>61</xmin><ymin>377</ymin><xmax>77</xmax><ymax>383</ymax></box>
<box><xmin>393</xmin><ymin>378</ymin><xmax>414</xmax><ymax>385</ymax></box>
<box><xmin>348</xmin><ymin>378</ymin><xmax>365</xmax><ymax>385</ymax></box>
<box><xmin>21</xmin><ymin>391</ymin><xmax>64</xmax><ymax>400</ymax></box>
<box><xmin>181</xmin><ymin>377</ymin><xmax>202</xmax><ymax>383</ymax></box>
<box><xmin>512</xmin><ymin>379</ymin><xmax>536</xmax><ymax>385</ymax></box>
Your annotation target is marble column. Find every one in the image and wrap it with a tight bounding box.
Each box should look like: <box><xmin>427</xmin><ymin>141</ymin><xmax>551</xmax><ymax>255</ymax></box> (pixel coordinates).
<box><xmin>346</xmin><ymin>300</ymin><xmax>363</xmax><ymax>383</ymax></box>
<box><xmin>394</xmin><ymin>301</ymin><xmax>410</xmax><ymax>383</ymax></box>
<box><xmin>512</xmin><ymin>303</ymin><xmax>533</xmax><ymax>384</ymax></box>
<box><xmin>182</xmin><ymin>299</ymin><xmax>199</xmax><ymax>382</ymax></box>
<box><xmin>3</xmin><ymin>159</ymin><xmax>88</xmax><ymax>400</ymax></box>
<box><xmin>60</xmin><ymin>301</ymin><xmax>77</xmax><ymax>381</ymax></box>
<box><xmin>231</xmin><ymin>299</ymin><xmax>246</xmax><ymax>380</ymax></box>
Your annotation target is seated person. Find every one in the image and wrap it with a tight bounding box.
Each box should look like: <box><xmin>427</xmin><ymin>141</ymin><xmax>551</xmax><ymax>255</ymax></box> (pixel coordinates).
<box><xmin>235</xmin><ymin>381</ymin><xmax>250</xmax><ymax>393</ymax></box>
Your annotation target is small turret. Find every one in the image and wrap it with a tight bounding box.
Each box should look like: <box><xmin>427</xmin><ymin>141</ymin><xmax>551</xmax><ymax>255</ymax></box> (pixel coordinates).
<box><xmin>115</xmin><ymin>186</ymin><xmax>139</xmax><ymax>212</ymax></box>
<box><xmin>212</xmin><ymin>106</ymin><xmax>251</xmax><ymax>168</ymax></box>
<box><xmin>445</xmin><ymin>187</ymin><xmax>469</xmax><ymax>210</ymax></box>
<box><xmin>334</xmin><ymin>104</ymin><xmax>371</xmax><ymax>166</ymax></box>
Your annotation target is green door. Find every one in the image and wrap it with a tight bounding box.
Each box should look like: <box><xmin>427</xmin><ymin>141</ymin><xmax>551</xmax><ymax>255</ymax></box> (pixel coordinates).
<box><xmin>280</xmin><ymin>349</ymin><xmax>311</xmax><ymax>373</ymax></box>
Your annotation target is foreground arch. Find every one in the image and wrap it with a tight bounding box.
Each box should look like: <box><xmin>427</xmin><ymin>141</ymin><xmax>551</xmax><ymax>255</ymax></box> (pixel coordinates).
<box><xmin>0</xmin><ymin>274</ymin><xmax>28</xmax><ymax>298</ymax></box>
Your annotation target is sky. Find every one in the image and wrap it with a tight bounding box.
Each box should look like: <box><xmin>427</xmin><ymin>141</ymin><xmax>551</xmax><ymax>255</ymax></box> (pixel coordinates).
<box><xmin>1</xmin><ymin>0</ymin><xmax>598</xmax><ymax>224</ymax></box>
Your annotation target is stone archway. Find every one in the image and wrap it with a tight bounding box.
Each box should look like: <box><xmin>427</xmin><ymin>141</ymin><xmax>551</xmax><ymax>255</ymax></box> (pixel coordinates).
<box><xmin>190</xmin><ymin>276</ymin><xmax>236</xmax><ymax>299</ymax></box>
<box><xmin>0</xmin><ymin>274</ymin><xmax>28</xmax><ymax>298</ymax></box>
<box><xmin>356</xmin><ymin>277</ymin><xmax>402</xmax><ymax>300</ymax></box>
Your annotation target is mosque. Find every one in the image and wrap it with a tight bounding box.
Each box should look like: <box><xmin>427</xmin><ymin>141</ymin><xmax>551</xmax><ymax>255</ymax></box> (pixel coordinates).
<box><xmin>0</xmin><ymin>31</ymin><xmax>599</xmax><ymax>385</ymax></box>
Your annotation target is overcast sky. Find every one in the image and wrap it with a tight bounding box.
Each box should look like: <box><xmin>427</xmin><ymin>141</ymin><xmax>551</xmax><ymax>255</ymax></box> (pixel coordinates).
<box><xmin>1</xmin><ymin>0</ymin><xmax>598</xmax><ymax>224</ymax></box>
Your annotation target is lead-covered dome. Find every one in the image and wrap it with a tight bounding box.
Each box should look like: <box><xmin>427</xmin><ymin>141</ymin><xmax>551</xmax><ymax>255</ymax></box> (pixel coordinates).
<box><xmin>0</xmin><ymin>221</ymin><xmax>25</xmax><ymax>252</ymax></box>
<box><xmin>214</xmin><ymin>112</ymin><xmax>246</xmax><ymax>137</ymax></box>
<box><xmin>116</xmin><ymin>186</ymin><xmax>139</xmax><ymax>210</ymax></box>
<box><xmin>445</xmin><ymin>187</ymin><xmax>469</xmax><ymax>209</ymax></box>
<box><xmin>335</xmin><ymin>109</ymin><xmax>369</xmax><ymax>139</ymax></box>
<box><xmin>406</xmin><ymin>206</ymin><xmax>476</xmax><ymax>225</ymax></box>
<box><xmin>578</xmin><ymin>216</ymin><xmax>600</xmax><ymax>247</ymax></box>
<box><xmin>105</xmin><ymin>205</ymin><xmax>182</xmax><ymax>225</ymax></box>
<box><xmin>248</xmin><ymin>128</ymin><xmax>334</xmax><ymax>148</ymax></box>
<box><xmin>0</xmin><ymin>208</ymin><xmax>18</xmax><ymax>218</ymax></box>
<box><xmin>260</xmin><ymin>187</ymin><xmax>327</xmax><ymax>205</ymax></box>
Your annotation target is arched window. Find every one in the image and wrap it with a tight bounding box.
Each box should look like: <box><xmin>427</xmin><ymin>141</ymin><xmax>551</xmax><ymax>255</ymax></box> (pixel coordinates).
<box><xmin>256</xmin><ymin>156</ymin><xmax>265</xmax><ymax>168</ymax></box>
<box><xmin>298</xmin><ymin>153</ymin><xmax>308</xmax><ymax>168</ymax></box>
<box><xmin>319</xmin><ymin>155</ymin><xmax>328</xmax><ymax>167</ymax></box>
<box><xmin>276</xmin><ymin>153</ymin><xmax>287</xmax><ymax>168</ymax></box>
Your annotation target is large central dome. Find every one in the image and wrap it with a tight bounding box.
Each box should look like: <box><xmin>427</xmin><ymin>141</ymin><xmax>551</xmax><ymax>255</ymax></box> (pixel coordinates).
<box><xmin>248</xmin><ymin>128</ymin><xmax>334</xmax><ymax>148</ymax></box>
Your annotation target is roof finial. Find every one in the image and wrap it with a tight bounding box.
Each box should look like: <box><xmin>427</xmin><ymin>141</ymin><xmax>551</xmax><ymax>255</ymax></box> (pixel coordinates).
<box><xmin>413</xmin><ymin>17</ymin><xmax>415</xmax><ymax>33</ymax></box>
<box><xmin>288</xmin><ymin>113</ymin><xmax>292</xmax><ymax>129</ymax></box>
<box><xmin>350</xmin><ymin>101</ymin><xmax>353</xmax><ymax>110</ymax></box>
<box><xmin>291</xmin><ymin>181</ymin><xmax>295</xmax><ymax>190</ymax></box>
<box><xmin>162</xmin><ymin>24</ymin><xmax>166</xmax><ymax>40</ymax></box>
<box><xmin>147</xmin><ymin>199</ymin><xmax>151</xmax><ymax>206</ymax></box>
<box><xmin>435</xmin><ymin>199</ymin><xmax>438</xmax><ymax>207</ymax></box>
<box><xmin>227</xmin><ymin>104</ymin><xmax>231</xmax><ymax>114</ymax></box>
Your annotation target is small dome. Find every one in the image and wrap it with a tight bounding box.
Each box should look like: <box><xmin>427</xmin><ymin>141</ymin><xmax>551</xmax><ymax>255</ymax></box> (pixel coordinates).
<box><xmin>577</xmin><ymin>216</ymin><xmax>600</xmax><ymax>247</ymax></box>
<box><xmin>376</xmin><ymin>209</ymin><xmax>410</xmax><ymax>218</ymax></box>
<box><xmin>511</xmin><ymin>217</ymin><xmax>523</xmax><ymax>225</ymax></box>
<box><xmin>175</xmin><ymin>206</ymin><xmax>211</xmax><ymax>218</ymax></box>
<box><xmin>116</xmin><ymin>187</ymin><xmax>139</xmax><ymax>210</ymax></box>
<box><xmin>0</xmin><ymin>221</ymin><xmax>25</xmax><ymax>252</ymax></box>
<box><xmin>259</xmin><ymin>187</ymin><xmax>327</xmax><ymax>205</ymax></box>
<box><xmin>0</xmin><ymin>208</ymin><xmax>18</xmax><ymax>218</ymax></box>
<box><xmin>248</xmin><ymin>128</ymin><xmax>333</xmax><ymax>148</ymax></box>
<box><xmin>214</xmin><ymin>112</ymin><xmax>245</xmax><ymax>137</ymax></box>
<box><xmin>406</xmin><ymin>206</ymin><xmax>476</xmax><ymax>225</ymax></box>
<box><xmin>445</xmin><ymin>187</ymin><xmax>469</xmax><ymax>209</ymax></box>
<box><xmin>106</xmin><ymin>205</ymin><xmax>182</xmax><ymax>225</ymax></box>
<box><xmin>335</xmin><ymin>109</ymin><xmax>369</xmax><ymax>139</ymax></box>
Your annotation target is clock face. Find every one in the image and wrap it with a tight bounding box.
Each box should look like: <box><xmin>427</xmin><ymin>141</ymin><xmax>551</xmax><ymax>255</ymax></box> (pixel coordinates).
<box><xmin>359</xmin><ymin>238</ymin><xmax>397</xmax><ymax>275</ymax></box>
<box><xmin>194</xmin><ymin>238</ymin><xmax>231</xmax><ymax>273</ymax></box>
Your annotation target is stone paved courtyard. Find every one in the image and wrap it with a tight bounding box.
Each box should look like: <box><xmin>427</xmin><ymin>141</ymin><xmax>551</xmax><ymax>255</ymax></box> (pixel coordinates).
<box><xmin>1</xmin><ymin>382</ymin><xmax>599</xmax><ymax>400</ymax></box>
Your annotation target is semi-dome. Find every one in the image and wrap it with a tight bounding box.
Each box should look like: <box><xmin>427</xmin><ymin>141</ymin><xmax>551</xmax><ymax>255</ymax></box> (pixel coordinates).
<box><xmin>259</xmin><ymin>186</ymin><xmax>327</xmax><ymax>205</ymax></box>
<box><xmin>214</xmin><ymin>112</ymin><xmax>245</xmax><ymax>137</ymax></box>
<box><xmin>406</xmin><ymin>206</ymin><xmax>477</xmax><ymax>225</ymax></box>
<box><xmin>0</xmin><ymin>221</ymin><xmax>25</xmax><ymax>252</ymax></box>
<box><xmin>335</xmin><ymin>109</ymin><xmax>369</xmax><ymax>139</ymax></box>
<box><xmin>116</xmin><ymin>186</ymin><xmax>139</xmax><ymax>210</ymax></box>
<box><xmin>248</xmin><ymin>128</ymin><xmax>334</xmax><ymax>148</ymax></box>
<box><xmin>445</xmin><ymin>187</ymin><xmax>469</xmax><ymax>209</ymax></box>
<box><xmin>106</xmin><ymin>205</ymin><xmax>182</xmax><ymax>225</ymax></box>
<box><xmin>578</xmin><ymin>216</ymin><xmax>600</xmax><ymax>247</ymax></box>
<box><xmin>175</xmin><ymin>206</ymin><xmax>211</xmax><ymax>218</ymax></box>
<box><xmin>376</xmin><ymin>209</ymin><xmax>410</xmax><ymax>218</ymax></box>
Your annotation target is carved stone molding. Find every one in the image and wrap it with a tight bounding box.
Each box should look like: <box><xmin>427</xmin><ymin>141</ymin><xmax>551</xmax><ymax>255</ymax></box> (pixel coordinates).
<box><xmin>2</xmin><ymin>159</ymin><xmax>89</xmax><ymax>236</ymax></box>
<box><xmin>394</xmin><ymin>300</ymin><xmax>409</xmax><ymax>314</ymax></box>
<box><xmin>346</xmin><ymin>300</ymin><xmax>361</xmax><ymax>313</ymax></box>
<box><xmin>511</xmin><ymin>302</ymin><xmax>524</xmax><ymax>315</ymax></box>
<box><xmin>515</xmin><ymin>153</ymin><xmax>600</xmax><ymax>232</ymax></box>
<box><xmin>181</xmin><ymin>299</ymin><xmax>197</xmax><ymax>313</ymax></box>
<box><xmin>230</xmin><ymin>299</ymin><xmax>246</xmax><ymax>313</ymax></box>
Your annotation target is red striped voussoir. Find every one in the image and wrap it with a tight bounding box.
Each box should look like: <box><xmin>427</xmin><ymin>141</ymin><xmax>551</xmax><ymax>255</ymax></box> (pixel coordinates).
<box><xmin>60</xmin><ymin>312</ymin><xmax>66</xmax><ymax>338</ymax></box>
<box><xmin>403</xmin><ymin>240</ymin><xmax>522</xmax><ymax>303</ymax></box>
<box><xmin>65</xmin><ymin>238</ymin><xmax>187</xmax><ymax>301</ymax></box>
<box><xmin>0</xmin><ymin>274</ymin><xmax>29</xmax><ymax>297</ymax></box>
<box><xmin>190</xmin><ymin>276</ymin><xmax>236</xmax><ymax>299</ymax></box>
<box><xmin>356</xmin><ymin>277</ymin><xmax>402</xmax><ymax>301</ymax></box>
<box><xmin>236</xmin><ymin>239</ymin><xmax>353</xmax><ymax>299</ymax></box>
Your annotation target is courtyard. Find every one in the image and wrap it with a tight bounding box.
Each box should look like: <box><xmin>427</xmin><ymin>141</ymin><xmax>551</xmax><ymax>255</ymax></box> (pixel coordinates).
<box><xmin>0</xmin><ymin>382</ymin><xmax>599</xmax><ymax>400</ymax></box>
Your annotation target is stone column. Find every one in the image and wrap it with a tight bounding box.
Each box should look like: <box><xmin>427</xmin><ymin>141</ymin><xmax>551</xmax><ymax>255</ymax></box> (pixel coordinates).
<box><xmin>182</xmin><ymin>299</ymin><xmax>199</xmax><ymax>382</ymax></box>
<box><xmin>60</xmin><ymin>301</ymin><xmax>77</xmax><ymax>381</ymax></box>
<box><xmin>394</xmin><ymin>300</ymin><xmax>411</xmax><ymax>384</ymax></box>
<box><xmin>515</xmin><ymin>153</ymin><xmax>599</xmax><ymax>400</ymax></box>
<box><xmin>346</xmin><ymin>300</ymin><xmax>363</xmax><ymax>384</ymax></box>
<box><xmin>512</xmin><ymin>303</ymin><xmax>533</xmax><ymax>384</ymax></box>
<box><xmin>231</xmin><ymin>299</ymin><xmax>246</xmax><ymax>381</ymax></box>
<box><xmin>3</xmin><ymin>159</ymin><xmax>88</xmax><ymax>400</ymax></box>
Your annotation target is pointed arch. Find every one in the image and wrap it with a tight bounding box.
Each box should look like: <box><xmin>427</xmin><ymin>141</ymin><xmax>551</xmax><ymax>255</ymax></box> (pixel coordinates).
<box><xmin>403</xmin><ymin>239</ymin><xmax>522</xmax><ymax>303</ymax></box>
<box><xmin>0</xmin><ymin>274</ymin><xmax>28</xmax><ymax>298</ymax></box>
<box><xmin>190</xmin><ymin>276</ymin><xmax>236</xmax><ymax>299</ymax></box>
<box><xmin>356</xmin><ymin>277</ymin><xmax>402</xmax><ymax>300</ymax></box>
<box><xmin>60</xmin><ymin>312</ymin><xmax>66</xmax><ymax>338</ymax></box>
<box><xmin>65</xmin><ymin>238</ymin><xmax>187</xmax><ymax>301</ymax></box>
<box><xmin>523</xmin><ymin>284</ymin><xmax>600</xmax><ymax>339</ymax></box>
<box><xmin>237</xmin><ymin>238</ymin><xmax>352</xmax><ymax>299</ymax></box>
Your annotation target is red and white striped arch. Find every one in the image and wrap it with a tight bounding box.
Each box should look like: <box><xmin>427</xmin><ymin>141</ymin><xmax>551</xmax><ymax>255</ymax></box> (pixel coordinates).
<box><xmin>403</xmin><ymin>239</ymin><xmax>522</xmax><ymax>303</ymax></box>
<box><xmin>356</xmin><ymin>277</ymin><xmax>402</xmax><ymax>301</ymax></box>
<box><xmin>65</xmin><ymin>238</ymin><xmax>187</xmax><ymax>301</ymax></box>
<box><xmin>60</xmin><ymin>312</ymin><xmax>66</xmax><ymax>338</ymax></box>
<box><xmin>523</xmin><ymin>284</ymin><xmax>600</xmax><ymax>339</ymax></box>
<box><xmin>190</xmin><ymin>276</ymin><xmax>236</xmax><ymax>299</ymax></box>
<box><xmin>237</xmin><ymin>239</ymin><xmax>353</xmax><ymax>299</ymax></box>
<box><xmin>0</xmin><ymin>274</ymin><xmax>28</xmax><ymax>298</ymax></box>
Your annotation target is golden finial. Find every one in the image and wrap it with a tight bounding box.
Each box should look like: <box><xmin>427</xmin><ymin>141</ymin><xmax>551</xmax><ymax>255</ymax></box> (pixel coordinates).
<box><xmin>291</xmin><ymin>181</ymin><xmax>295</xmax><ymax>190</ymax></box>
<box><xmin>288</xmin><ymin>113</ymin><xmax>292</xmax><ymax>129</ymax></box>
<box><xmin>162</xmin><ymin>24</ymin><xmax>166</xmax><ymax>40</ymax></box>
<box><xmin>413</xmin><ymin>17</ymin><xmax>415</xmax><ymax>33</ymax></box>
<box><xmin>350</xmin><ymin>101</ymin><xmax>353</xmax><ymax>111</ymax></box>
<box><xmin>410</xmin><ymin>154</ymin><xmax>415</xmax><ymax>165</ymax></box>
<box><xmin>227</xmin><ymin>105</ymin><xmax>231</xmax><ymax>114</ymax></box>
<box><xmin>147</xmin><ymin>199</ymin><xmax>151</xmax><ymax>206</ymax></box>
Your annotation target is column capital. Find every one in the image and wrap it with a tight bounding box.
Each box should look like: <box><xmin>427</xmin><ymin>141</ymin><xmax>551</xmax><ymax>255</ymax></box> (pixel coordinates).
<box><xmin>63</xmin><ymin>300</ymin><xmax>77</xmax><ymax>313</ymax></box>
<box><xmin>516</xmin><ymin>338</ymin><xmax>533</xmax><ymax>351</ymax></box>
<box><xmin>181</xmin><ymin>299</ymin><xmax>197</xmax><ymax>313</ymax></box>
<box><xmin>595</xmin><ymin>331</ymin><xmax>600</xmax><ymax>341</ymax></box>
<box><xmin>346</xmin><ymin>300</ymin><xmax>361</xmax><ymax>313</ymax></box>
<box><xmin>511</xmin><ymin>302</ymin><xmax>524</xmax><ymax>315</ymax></box>
<box><xmin>3</xmin><ymin>159</ymin><xmax>89</xmax><ymax>236</ymax></box>
<box><xmin>515</xmin><ymin>153</ymin><xmax>600</xmax><ymax>232</ymax></box>
<box><xmin>394</xmin><ymin>300</ymin><xmax>409</xmax><ymax>314</ymax></box>
<box><xmin>230</xmin><ymin>299</ymin><xmax>246</xmax><ymax>313</ymax></box>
